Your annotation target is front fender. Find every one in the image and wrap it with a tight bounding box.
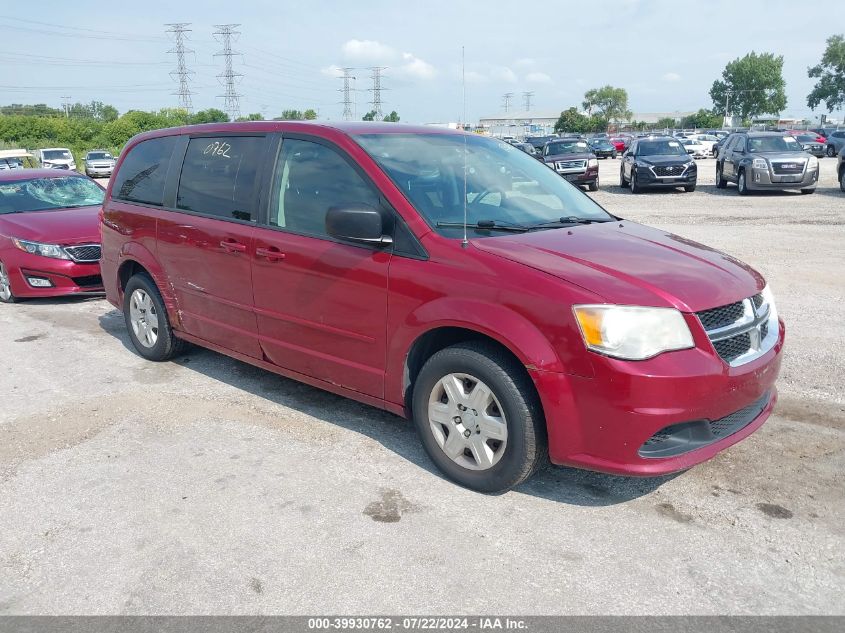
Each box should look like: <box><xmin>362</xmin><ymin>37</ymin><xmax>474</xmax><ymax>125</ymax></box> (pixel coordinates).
<box><xmin>385</xmin><ymin>296</ymin><xmax>585</xmax><ymax>407</ymax></box>
<box><xmin>115</xmin><ymin>242</ymin><xmax>181</xmax><ymax>327</ymax></box>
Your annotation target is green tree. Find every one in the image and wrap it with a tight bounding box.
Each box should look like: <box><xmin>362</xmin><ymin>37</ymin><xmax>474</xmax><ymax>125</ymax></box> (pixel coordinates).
<box><xmin>189</xmin><ymin>108</ymin><xmax>229</xmax><ymax>124</ymax></box>
<box><xmin>654</xmin><ymin>117</ymin><xmax>679</xmax><ymax>129</ymax></box>
<box><xmin>680</xmin><ymin>109</ymin><xmax>724</xmax><ymax>129</ymax></box>
<box><xmin>582</xmin><ymin>86</ymin><xmax>631</xmax><ymax>124</ymax></box>
<box><xmin>807</xmin><ymin>34</ymin><xmax>845</xmax><ymax>112</ymax></box>
<box><xmin>554</xmin><ymin>107</ymin><xmax>590</xmax><ymax>133</ymax></box>
<box><xmin>0</xmin><ymin>103</ymin><xmax>62</xmax><ymax>117</ymax></box>
<box><xmin>383</xmin><ymin>111</ymin><xmax>400</xmax><ymax>122</ymax></box>
<box><xmin>710</xmin><ymin>52</ymin><xmax>787</xmax><ymax>120</ymax></box>
<box><xmin>236</xmin><ymin>113</ymin><xmax>263</xmax><ymax>121</ymax></box>
<box><xmin>304</xmin><ymin>109</ymin><xmax>317</xmax><ymax>120</ymax></box>
<box><xmin>362</xmin><ymin>110</ymin><xmax>377</xmax><ymax>121</ymax></box>
<box><xmin>277</xmin><ymin>109</ymin><xmax>304</xmax><ymax>120</ymax></box>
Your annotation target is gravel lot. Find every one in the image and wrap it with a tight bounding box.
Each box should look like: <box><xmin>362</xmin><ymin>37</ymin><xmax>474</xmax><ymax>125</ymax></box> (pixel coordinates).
<box><xmin>1</xmin><ymin>159</ymin><xmax>843</xmax><ymax>615</ymax></box>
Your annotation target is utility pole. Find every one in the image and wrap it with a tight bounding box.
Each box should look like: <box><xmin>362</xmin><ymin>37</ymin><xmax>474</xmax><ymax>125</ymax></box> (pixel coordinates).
<box><xmin>502</xmin><ymin>92</ymin><xmax>513</xmax><ymax>113</ymax></box>
<box><xmin>339</xmin><ymin>68</ymin><xmax>356</xmax><ymax>121</ymax></box>
<box><xmin>523</xmin><ymin>91</ymin><xmax>534</xmax><ymax>112</ymax></box>
<box><xmin>165</xmin><ymin>23</ymin><xmax>194</xmax><ymax>113</ymax></box>
<box><xmin>368</xmin><ymin>66</ymin><xmax>387</xmax><ymax>120</ymax></box>
<box><xmin>60</xmin><ymin>96</ymin><xmax>71</xmax><ymax>118</ymax></box>
<box><xmin>213</xmin><ymin>24</ymin><xmax>242</xmax><ymax>121</ymax></box>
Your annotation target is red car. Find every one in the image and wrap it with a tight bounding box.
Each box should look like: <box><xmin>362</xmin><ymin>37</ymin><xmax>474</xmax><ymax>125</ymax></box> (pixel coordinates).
<box><xmin>786</xmin><ymin>130</ymin><xmax>826</xmax><ymax>144</ymax></box>
<box><xmin>609</xmin><ymin>136</ymin><xmax>630</xmax><ymax>152</ymax></box>
<box><xmin>0</xmin><ymin>169</ymin><xmax>105</xmax><ymax>302</ymax></box>
<box><xmin>100</xmin><ymin>122</ymin><xmax>784</xmax><ymax>492</ymax></box>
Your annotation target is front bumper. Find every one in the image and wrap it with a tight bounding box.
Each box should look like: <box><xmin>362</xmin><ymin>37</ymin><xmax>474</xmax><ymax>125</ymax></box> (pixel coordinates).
<box><xmin>556</xmin><ymin>167</ymin><xmax>599</xmax><ymax>185</ymax></box>
<box><xmin>635</xmin><ymin>166</ymin><xmax>697</xmax><ymax>188</ymax></box>
<box><xmin>85</xmin><ymin>167</ymin><xmax>113</xmax><ymax>177</ymax></box>
<box><xmin>532</xmin><ymin>317</ymin><xmax>785</xmax><ymax>476</ymax></box>
<box><xmin>2</xmin><ymin>249</ymin><xmax>103</xmax><ymax>298</ymax></box>
<box><xmin>747</xmin><ymin>166</ymin><xmax>818</xmax><ymax>190</ymax></box>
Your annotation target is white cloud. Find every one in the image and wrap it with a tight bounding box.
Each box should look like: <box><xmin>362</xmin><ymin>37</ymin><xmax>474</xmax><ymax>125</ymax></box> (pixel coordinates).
<box><xmin>662</xmin><ymin>72</ymin><xmax>682</xmax><ymax>82</ymax></box>
<box><xmin>320</xmin><ymin>64</ymin><xmax>344</xmax><ymax>78</ymax></box>
<box><xmin>396</xmin><ymin>52</ymin><xmax>437</xmax><ymax>80</ymax></box>
<box><xmin>490</xmin><ymin>66</ymin><xmax>518</xmax><ymax>83</ymax></box>
<box><xmin>526</xmin><ymin>71</ymin><xmax>552</xmax><ymax>84</ymax></box>
<box><xmin>514</xmin><ymin>58</ymin><xmax>536</xmax><ymax>68</ymax></box>
<box><xmin>464</xmin><ymin>70</ymin><xmax>489</xmax><ymax>84</ymax></box>
<box><xmin>341</xmin><ymin>39</ymin><xmax>395</xmax><ymax>63</ymax></box>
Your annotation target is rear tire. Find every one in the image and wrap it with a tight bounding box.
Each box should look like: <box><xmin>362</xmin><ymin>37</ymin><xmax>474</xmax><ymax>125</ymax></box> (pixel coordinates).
<box><xmin>123</xmin><ymin>273</ymin><xmax>186</xmax><ymax>362</ymax></box>
<box><xmin>411</xmin><ymin>341</ymin><xmax>546</xmax><ymax>493</ymax></box>
<box><xmin>0</xmin><ymin>261</ymin><xmax>17</xmax><ymax>304</ymax></box>
<box><xmin>715</xmin><ymin>164</ymin><xmax>727</xmax><ymax>189</ymax></box>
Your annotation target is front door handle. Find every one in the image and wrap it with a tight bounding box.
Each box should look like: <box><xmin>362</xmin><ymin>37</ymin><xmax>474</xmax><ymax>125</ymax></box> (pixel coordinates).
<box><xmin>255</xmin><ymin>246</ymin><xmax>286</xmax><ymax>261</ymax></box>
<box><xmin>220</xmin><ymin>240</ymin><xmax>247</xmax><ymax>254</ymax></box>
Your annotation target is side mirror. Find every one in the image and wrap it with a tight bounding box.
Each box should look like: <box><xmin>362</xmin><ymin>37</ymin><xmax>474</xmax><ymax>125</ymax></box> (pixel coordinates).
<box><xmin>326</xmin><ymin>205</ymin><xmax>392</xmax><ymax>246</ymax></box>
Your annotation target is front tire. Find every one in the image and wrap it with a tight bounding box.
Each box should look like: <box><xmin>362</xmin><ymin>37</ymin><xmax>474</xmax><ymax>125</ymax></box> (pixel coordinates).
<box><xmin>684</xmin><ymin>184</ymin><xmax>696</xmax><ymax>192</ymax></box>
<box><xmin>588</xmin><ymin>176</ymin><xmax>599</xmax><ymax>192</ymax></box>
<box><xmin>0</xmin><ymin>261</ymin><xmax>16</xmax><ymax>304</ymax></box>
<box><xmin>620</xmin><ymin>167</ymin><xmax>629</xmax><ymax>188</ymax></box>
<box><xmin>800</xmin><ymin>188</ymin><xmax>815</xmax><ymax>195</ymax></box>
<box><xmin>630</xmin><ymin>169</ymin><xmax>641</xmax><ymax>194</ymax></box>
<box><xmin>411</xmin><ymin>342</ymin><xmax>546</xmax><ymax>493</ymax></box>
<box><xmin>840</xmin><ymin>169</ymin><xmax>845</xmax><ymax>192</ymax></box>
<box><xmin>827</xmin><ymin>145</ymin><xmax>837</xmax><ymax>158</ymax></box>
<box><xmin>737</xmin><ymin>169</ymin><xmax>749</xmax><ymax>195</ymax></box>
<box><xmin>123</xmin><ymin>273</ymin><xmax>186</xmax><ymax>361</ymax></box>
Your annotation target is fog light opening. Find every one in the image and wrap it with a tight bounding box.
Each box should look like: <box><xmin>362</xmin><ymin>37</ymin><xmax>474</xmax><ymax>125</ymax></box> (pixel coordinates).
<box><xmin>27</xmin><ymin>276</ymin><xmax>53</xmax><ymax>288</ymax></box>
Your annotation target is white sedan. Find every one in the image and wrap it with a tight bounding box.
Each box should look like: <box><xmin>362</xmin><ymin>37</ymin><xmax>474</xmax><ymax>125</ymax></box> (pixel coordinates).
<box><xmin>689</xmin><ymin>134</ymin><xmax>720</xmax><ymax>156</ymax></box>
<box><xmin>679</xmin><ymin>138</ymin><xmax>710</xmax><ymax>158</ymax></box>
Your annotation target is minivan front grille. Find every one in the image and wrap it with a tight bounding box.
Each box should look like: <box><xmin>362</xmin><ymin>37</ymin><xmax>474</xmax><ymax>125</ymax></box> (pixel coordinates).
<box><xmin>696</xmin><ymin>293</ymin><xmax>776</xmax><ymax>367</ymax></box>
<box><xmin>63</xmin><ymin>244</ymin><xmax>101</xmax><ymax>263</ymax></box>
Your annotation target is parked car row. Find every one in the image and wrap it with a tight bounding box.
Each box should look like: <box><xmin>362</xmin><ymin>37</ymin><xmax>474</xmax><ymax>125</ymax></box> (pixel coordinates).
<box><xmin>5</xmin><ymin>147</ymin><xmax>117</xmax><ymax>177</ymax></box>
<box><xmin>1</xmin><ymin>121</ymin><xmax>790</xmax><ymax>493</ymax></box>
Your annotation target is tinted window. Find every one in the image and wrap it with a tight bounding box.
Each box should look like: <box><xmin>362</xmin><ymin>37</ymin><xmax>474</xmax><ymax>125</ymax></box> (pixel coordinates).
<box><xmin>636</xmin><ymin>140</ymin><xmax>687</xmax><ymax>156</ymax></box>
<box><xmin>176</xmin><ymin>136</ymin><xmax>264</xmax><ymax>222</ymax></box>
<box><xmin>747</xmin><ymin>136</ymin><xmax>802</xmax><ymax>153</ymax></box>
<box><xmin>269</xmin><ymin>138</ymin><xmax>379</xmax><ymax>237</ymax></box>
<box><xmin>113</xmin><ymin>136</ymin><xmax>176</xmax><ymax>206</ymax></box>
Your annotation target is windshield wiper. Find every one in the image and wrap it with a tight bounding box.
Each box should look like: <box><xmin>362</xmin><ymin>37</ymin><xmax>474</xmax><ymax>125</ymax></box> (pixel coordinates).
<box><xmin>525</xmin><ymin>216</ymin><xmax>613</xmax><ymax>230</ymax></box>
<box><xmin>436</xmin><ymin>220</ymin><xmax>528</xmax><ymax>233</ymax></box>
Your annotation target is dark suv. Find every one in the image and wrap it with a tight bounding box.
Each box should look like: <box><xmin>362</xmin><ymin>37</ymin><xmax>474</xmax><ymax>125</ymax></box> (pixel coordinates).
<box><xmin>716</xmin><ymin>132</ymin><xmax>818</xmax><ymax>195</ymax></box>
<box><xmin>542</xmin><ymin>139</ymin><xmax>599</xmax><ymax>190</ymax></box>
<box><xmin>838</xmin><ymin>147</ymin><xmax>845</xmax><ymax>192</ymax></box>
<box><xmin>620</xmin><ymin>136</ymin><xmax>697</xmax><ymax>193</ymax></box>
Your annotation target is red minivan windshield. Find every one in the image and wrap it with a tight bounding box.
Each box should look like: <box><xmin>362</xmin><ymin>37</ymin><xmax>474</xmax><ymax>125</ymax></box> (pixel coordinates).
<box><xmin>355</xmin><ymin>133</ymin><xmax>613</xmax><ymax>236</ymax></box>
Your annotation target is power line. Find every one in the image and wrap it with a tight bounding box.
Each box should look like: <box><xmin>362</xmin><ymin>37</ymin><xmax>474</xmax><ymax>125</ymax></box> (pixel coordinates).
<box><xmin>502</xmin><ymin>92</ymin><xmax>514</xmax><ymax>113</ymax></box>
<box><xmin>369</xmin><ymin>67</ymin><xmax>387</xmax><ymax>120</ymax></box>
<box><xmin>213</xmin><ymin>24</ymin><xmax>242</xmax><ymax>121</ymax></box>
<box><xmin>166</xmin><ymin>23</ymin><xmax>195</xmax><ymax>113</ymax></box>
<box><xmin>523</xmin><ymin>91</ymin><xmax>534</xmax><ymax>112</ymax></box>
<box><xmin>338</xmin><ymin>68</ymin><xmax>356</xmax><ymax>121</ymax></box>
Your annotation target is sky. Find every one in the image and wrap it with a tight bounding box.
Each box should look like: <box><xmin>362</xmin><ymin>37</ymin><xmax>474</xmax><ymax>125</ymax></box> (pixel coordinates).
<box><xmin>1</xmin><ymin>0</ymin><xmax>844</xmax><ymax>123</ymax></box>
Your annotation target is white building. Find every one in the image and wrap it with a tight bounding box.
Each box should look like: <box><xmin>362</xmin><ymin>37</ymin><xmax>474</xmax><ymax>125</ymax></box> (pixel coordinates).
<box><xmin>478</xmin><ymin>110</ymin><xmax>562</xmax><ymax>138</ymax></box>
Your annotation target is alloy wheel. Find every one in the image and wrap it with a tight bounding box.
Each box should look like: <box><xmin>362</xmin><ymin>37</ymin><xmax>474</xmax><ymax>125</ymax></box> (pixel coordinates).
<box><xmin>427</xmin><ymin>372</ymin><xmax>508</xmax><ymax>471</ymax></box>
<box><xmin>0</xmin><ymin>262</ymin><xmax>12</xmax><ymax>302</ymax></box>
<box><xmin>129</xmin><ymin>288</ymin><xmax>159</xmax><ymax>348</ymax></box>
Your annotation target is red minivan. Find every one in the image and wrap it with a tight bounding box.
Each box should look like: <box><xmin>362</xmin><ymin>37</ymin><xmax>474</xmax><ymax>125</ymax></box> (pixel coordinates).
<box><xmin>100</xmin><ymin>122</ymin><xmax>784</xmax><ymax>492</ymax></box>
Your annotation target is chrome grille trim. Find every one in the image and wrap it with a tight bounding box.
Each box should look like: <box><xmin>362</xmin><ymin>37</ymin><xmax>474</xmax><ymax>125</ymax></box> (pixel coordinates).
<box><xmin>696</xmin><ymin>293</ymin><xmax>778</xmax><ymax>367</ymax></box>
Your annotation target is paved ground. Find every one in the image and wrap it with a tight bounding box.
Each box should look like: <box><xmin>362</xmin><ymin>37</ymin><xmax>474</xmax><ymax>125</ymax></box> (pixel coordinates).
<box><xmin>1</xmin><ymin>159</ymin><xmax>843</xmax><ymax>615</ymax></box>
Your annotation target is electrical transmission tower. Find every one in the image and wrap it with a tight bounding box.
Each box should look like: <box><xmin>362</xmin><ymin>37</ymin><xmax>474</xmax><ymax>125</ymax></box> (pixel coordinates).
<box><xmin>368</xmin><ymin>67</ymin><xmax>387</xmax><ymax>120</ymax></box>
<box><xmin>502</xmin><ymin>92</ymin><xmax>514</xmax><ymax>113</ymax></box>
<box><xmin>523</xmin><ymin>91</ymin><xmax>534</xmax><ymax>112</ymax></box>
<box><xmin>213</xmin><ymin>24</ymin><xmax>242</xmax><ymax>121</ymax></box>
<box><xmin>165</xmin><ymin>23</ymin><xmax>194</xmax><ymax>113</ymax></box>
<box><xmin>339</xmin><ymin>68</ymin><xmax>356</xmax><ymax>121</ymax></box>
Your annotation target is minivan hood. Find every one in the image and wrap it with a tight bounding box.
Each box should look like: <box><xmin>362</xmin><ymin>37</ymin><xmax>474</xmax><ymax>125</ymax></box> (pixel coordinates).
<box><xmin>0</xmin><ymin>205</ymin><xmax>101</xmax><ymax>244</ymax></box>
<box><xmin>472</xmin><ymin>221</ymin><xmax>763</xmax><ymax>312</ymax></box>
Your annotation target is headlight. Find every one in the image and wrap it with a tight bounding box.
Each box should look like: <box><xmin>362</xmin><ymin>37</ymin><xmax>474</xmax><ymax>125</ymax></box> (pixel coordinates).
<box><xmin>42</xmin><ymin>161</ymin><xmax>53</xmax><ymax>167</ymax></box>
<box><xmin>588</xmin><ymin>158</ymin><xmax>599</xmax><ymax>168</ymax></box>
<box><xmin>573</xmin><ymin>305</ymin><xmax>694</xmax><ymax>360</ymax></box>
<box><xmin>12</xmin><ymin>238</ymin><xmax>70</xmax><ymax>260</ymax></box>
<box><xmin>761</xmin><ymin>284</ymin><xmax>778</xmax><ymax>324</ymax></box>
<box><xmin>752</xmin><ymin>158</ymin><xmax>768</xmax><ymax>169</ymax></box>
<box><xmin>807</xmin><ymin>156</ymin><xmax>819</xmax><ymax>170</ymax></box>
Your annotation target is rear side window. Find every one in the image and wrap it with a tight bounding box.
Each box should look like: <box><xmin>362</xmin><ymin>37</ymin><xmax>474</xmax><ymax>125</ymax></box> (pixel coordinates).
<box><xmin>112</xmin><ymin>136</ymin><xmax>176</xmax><ymax>206</ymax></box>
<box><xmin>176</xmin><ymin>136</ymin><xmax>264</xmax><ymax>222</ymax></box>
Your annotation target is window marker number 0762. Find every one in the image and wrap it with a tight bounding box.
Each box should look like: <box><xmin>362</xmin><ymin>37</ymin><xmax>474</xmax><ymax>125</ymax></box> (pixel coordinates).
<box><xmin>203</xmin><ymin>141</ymin><xmax>232</xmax><ymax>158</ymax></box>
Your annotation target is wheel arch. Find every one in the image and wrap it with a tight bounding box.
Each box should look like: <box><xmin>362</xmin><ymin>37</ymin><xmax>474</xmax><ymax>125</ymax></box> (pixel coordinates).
<box><xmin>115</xmin><ymin>244</ymin><xmax>180</xmax><ymax>325</ymax></box>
